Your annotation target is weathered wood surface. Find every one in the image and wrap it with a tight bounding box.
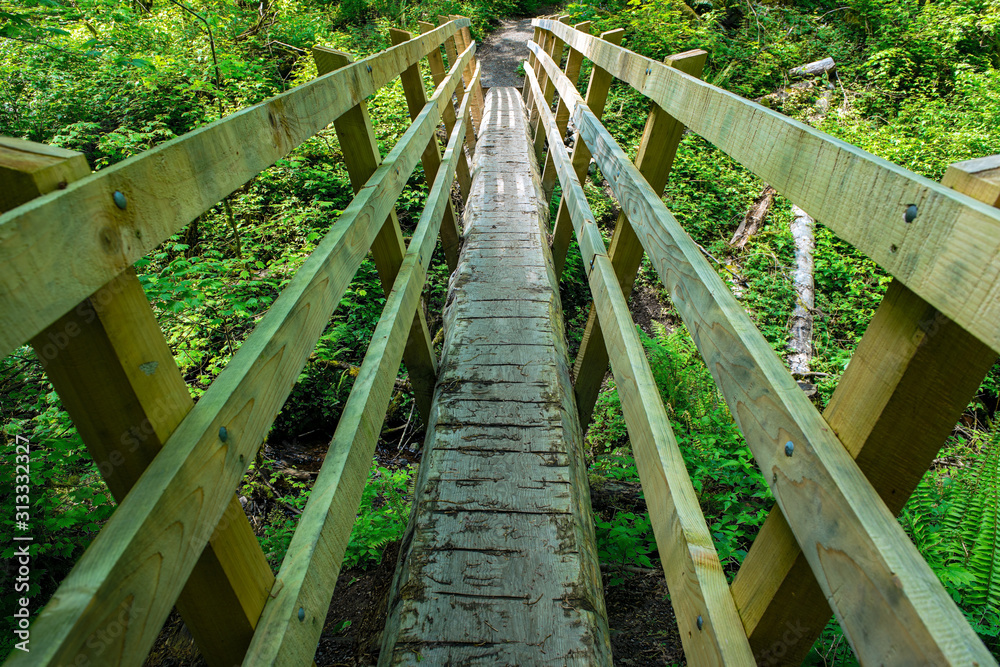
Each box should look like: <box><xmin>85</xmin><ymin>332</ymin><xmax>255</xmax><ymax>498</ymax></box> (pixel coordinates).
<box><xmin>244</xmin><ymin>85</ymin><xmax>472</xmax><ymax>667</ymax></box>
<box><xmin>530</xmin><ymin>40</ymin><xmax>996</xmax><ymax>665</ymax></box>
<box><xmin>731</xmin><ymin>159</ymin><xmax>1000</xmax><ymax>664</ymax></box>
<box><xmin>526</xmin><ymin>65</ymin><xmax>754</xmax><ymax>664</ymax></box>
<box><xmin>9</xmin><ymin>57</ymin><xmax>472</xmax><ymax>667</ymax></box>
<box><xmin>1</xmin><ymin>141</ymin><xmax>274</xmax><ymax>667</ymax></box>
<box><xmin>380</xmin><ymin>87</ymin><xmax>611</xmax><ymax>666</ymax></box>
<box><xmin>534</xmin><ymin>18</ymin><xmax>1000</xmax><ymax>355</ymax></box>
<box><xmin>0</xmin><ymin>19</ymin><xmax>468</xmax><ymax>358</ymax></box>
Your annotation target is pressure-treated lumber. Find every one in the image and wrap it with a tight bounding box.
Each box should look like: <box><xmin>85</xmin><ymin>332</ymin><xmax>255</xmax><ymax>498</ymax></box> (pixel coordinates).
<box><xmin>571</xmin><ymin>49</ymin><xmax>706</xmax><ymax>432</ymax></box>
<box><xmin>313</xmin><ymin>45</ymin><xmax>438</xmax><ymax>424</ymax></box>
<box><xmin>418</xmin><ymin>20</ymin><xmax>473</xmax><ymax>200</ymax></box>
<box><xmin>731</xmin><ymin>159</ymin><xmax>1000</xmax><ymax>664</ymax></box>
<box><xmin>538</xmin><ymin>21</ymin><xmax>591</xmax><ymax>202</ymax></box>
<box><xmin>550</xmin><ymin>28</ymin><xmax>625</xmax><ymax>277</ymax></box>
<box><xmin>0</xmin><ymin>137</ymin><xmax>90</xmax><ymax>209</ymax></box>
<box><xmin>533</xmin><ymin>18</ymin><xmax>1000</xmax><ymax>355</ymax></box>
<box><xmin>0</xmin><ymin>18</ymin><xmax>469</xmax><ymax>359</ymax></box>
<box><xmin>389</xmin><ymin>28</ymin><xmax>464</xmax><ymax>271</ymax></box>
<box><xmin>449</xmin><ymin>16</ymin><xmax>484</xmax><ymax>127</ymax></box>
<box><xmin>527</xmin><ymin>66</ymin><xmax>754</xmax><ymax>664</ymax></box>
<box><xmin>942</xmin><ymin>154</ymin><xmax>1000</xmax><ymax>207</ymax></box>
<box><xmin>379</xmin><ymin>87</ymin><xmax>610</xmax><ymax>665</ymax></box>
<box><xmin>7</xmin><ymin>54</ymin><xmax>472</xmax><ymax>667</ymax></box>
<box><xmin>439</xmin><ymin>16</ymin><xmax>477</xmax><ymax>156</ymax></box>
<box><xmin>1</xmin><ymin>141</ymin><xmax>274</xmax><ymax>667</ymax></box>
<box><xmin>245</xmin><ymin>90</ymin><xmax>472</xmax><ymax>667</ymax></box>
<box><xmin>531</xmin><ymin>41</ymin><xmax>996</xmax><ymax>665</ymax></box>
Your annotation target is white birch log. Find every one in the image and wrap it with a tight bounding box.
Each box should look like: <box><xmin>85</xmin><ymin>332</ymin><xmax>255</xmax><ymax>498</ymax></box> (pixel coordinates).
<box><xmin>789</xmin><ymin>57</ymin><xmax>836</xmax><ymax>79</ymax></box>
<box><xmin>788</xmin><ymin>204</ymin><xmax>815</xmax><ymax>376</ymax></box>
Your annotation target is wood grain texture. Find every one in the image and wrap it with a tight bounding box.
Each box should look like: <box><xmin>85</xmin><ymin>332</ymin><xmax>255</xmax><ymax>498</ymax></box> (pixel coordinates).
<box><xmin>534</xmin><ymin>18</ymin><xmax>1000</xmax><ymax>355</ymax></box>
<box><xmin>731</xmin><ymin>162</ymin><xmax>1000</xmax><ymax>665</ymax></box>
<box><xmin>379</xmin><ymin>87</ymin><xmax>611</xmax><ymax>666</ymax></box>
<box><xmin>527</xmin><ymin>66</ymin><xmax>754</xmax><ymax>664</ymax></box>
<box><xmin>6</xmin><ymin>63</ymin><xmax>470</xmax><ymax>667</ymax></box>
<box><xmin>530</xmin><ymin>41</ymin><xmax>996</xmax><ymax>665</ymax></box>
<box><xmin>572</xmin><ymin>49</ymin><xmax>706</xmax><ymax>432</ymax></box>
<box><xmin>0</xmin><ymin>137</ymin><xmax>90</xmax><ymax>210</ymax></box>
<box><xmin>244</xmin><ymin>87</ymin><xmax>472</xmax><ymax>667</ymax></box>
<box><xmin>550</xmin><ymin>28</ymin><xmax>625</xmax><ymax>278</ymax></box>
<box><xmin>0</xmin><ymin>19</ymin><xmax>469</xmax><ymax>358</ymax></box>
<box><xmin>389</xmin><ymin>28</ymin><xmax>463</xmax><ymax>272</ymax></box>
<box><xmin>418</xmin><ymin>20</ymin><xmax>473</xmax><ymax>201</ymax></box>
<box><xmin>313</xmin><ymin>45</ymin><xmax>438</xmax><ymax>425</ymax></box>
<box><xmin>2</xmin><ymin>142</ymin><xmax>273</xmax><ymax>667</ymax></box>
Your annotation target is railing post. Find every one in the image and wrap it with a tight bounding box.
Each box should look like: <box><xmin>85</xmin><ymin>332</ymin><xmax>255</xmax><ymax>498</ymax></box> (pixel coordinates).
<box><xmin>387</xmin><ymin>28</ymin><xmax>464</xmax><ymax>270</ymax></box>
<box><xmin>438</xmin><ymin>15</ymin><xmax>477</xmax><ymax>156</ymax></box>
<box><xmin>550</xmin><ymin>27</ymin><xmax>625</xmax><ymax>277</ymax></box>
<box><xmin>730</xmin><ymin>155</ymin><xmax>1000</xmax><ymax>664</ymax></box>
<box><xmin>570</xmin><ymin>50</ymin><xmax>707</xmax><ymax>430</ymax></box>
<box><xmin>449</xmin><ymin>15</ymin><xmax>484</xmax><ymax>128</ymax></box>
<box><xmin>0</xmin><ymin>137</ymin><xmax>275</xmax><ymax>667</ymax></box>
<box><xmin>312</xmin><ymin>47</ymin><xmax>438</xmax><ymax>423</ymax></box>
<box><xmin>419</xmin><ymin>20</ymin><xmax>473</xmax><ymax>201</ymax></box>
<box><xmin>538</xmin><ymin>21</ymin><xmax>591</xmax><ymax>202</ymax></box>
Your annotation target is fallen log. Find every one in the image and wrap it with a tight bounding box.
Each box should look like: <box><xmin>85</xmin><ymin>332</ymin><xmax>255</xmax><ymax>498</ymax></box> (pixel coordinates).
<box><xmin>788</xmin><ymin>203</ymin><xmax>815</xmax><ymax>380</ymax></box>
<box><xmin>729</xmin><ymin>185</ymin><xmax>776</xmax><ymax>248</ymax></box>
<box><xmin>789</xmin><ymin>57</ymin><xmax>836</xmax><ymax>79</ymax></box>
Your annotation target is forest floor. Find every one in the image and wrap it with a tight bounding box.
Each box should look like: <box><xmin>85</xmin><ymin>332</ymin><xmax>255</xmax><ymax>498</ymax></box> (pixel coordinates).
<box><xmin>476</xmin><ymin>17</ymin><xmax>534</xmax><ymax>89</ymax></box>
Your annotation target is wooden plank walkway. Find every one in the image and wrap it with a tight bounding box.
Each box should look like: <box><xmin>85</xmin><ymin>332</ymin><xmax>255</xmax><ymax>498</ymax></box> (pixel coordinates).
<box><xmin>380</xmin><ymin>87</ymin><xmax>612</xmax><ymax>665</ymax></box>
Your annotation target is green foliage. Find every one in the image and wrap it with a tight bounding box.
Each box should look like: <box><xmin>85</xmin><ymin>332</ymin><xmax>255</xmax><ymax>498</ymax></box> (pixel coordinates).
<box><xmin>595</xmin><ymin>510</ymin><xmax>656</xmax><ymax>585</ymax></box>
<box><xmin>899</xmin><ymin>429</ymin><xmax>1000</xmax><ymax>650</ymax></box>
<box><xmin>343</xmin><ymin>463</ymin><xmax>414</xmax><ymax>569</ymax></box>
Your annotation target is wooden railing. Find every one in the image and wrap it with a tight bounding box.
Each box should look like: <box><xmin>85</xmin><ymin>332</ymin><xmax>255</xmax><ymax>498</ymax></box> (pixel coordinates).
<box><xmin>526</xmin><ymin>16</ymin><xmax>1000</xmax><ymax>666</ymax></box>
<box><xmin>0</xmin><ymin>16</ymin><xmax>482</xmax><ymax>666</ymax></box>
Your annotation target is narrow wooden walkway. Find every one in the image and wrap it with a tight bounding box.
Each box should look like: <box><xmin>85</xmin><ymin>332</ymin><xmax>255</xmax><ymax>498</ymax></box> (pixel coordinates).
<box><xmin>379</xmin><ymin>87</ymin><xmax>612</xmax><ymax>665</ymax></box>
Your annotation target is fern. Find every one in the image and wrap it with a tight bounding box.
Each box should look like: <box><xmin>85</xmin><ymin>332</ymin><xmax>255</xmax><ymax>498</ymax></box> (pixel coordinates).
<box><xmin>957</xmin><ymin>430</ymin><xmax>1000</xmax><ymax>622</ymax></box>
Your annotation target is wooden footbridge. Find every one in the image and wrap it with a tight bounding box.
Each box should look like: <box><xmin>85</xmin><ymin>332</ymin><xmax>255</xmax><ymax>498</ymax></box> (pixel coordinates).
<box><xmin>3</xmin><ymin>14</ymin><xmax>1000</xmax><ymax>666</ymax></box>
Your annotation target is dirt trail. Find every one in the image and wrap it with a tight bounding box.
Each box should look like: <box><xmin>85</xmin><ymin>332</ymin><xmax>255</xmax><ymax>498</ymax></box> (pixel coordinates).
<box><xmin>476</xmin><ymin>17</ymin><xmax>534</xmax><ymax>89</ymax></box>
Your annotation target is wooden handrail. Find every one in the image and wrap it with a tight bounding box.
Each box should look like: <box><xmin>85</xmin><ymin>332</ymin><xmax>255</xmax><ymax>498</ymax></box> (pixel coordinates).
<box><xmin>526</xmin><ymin>64</ymin><xmax>754</xmax><ymax>664</ymax></box>
<box><xmin>244</xmin><ymin>74</ymin><xmax>474</xmax><ymax>666</ymax></box>
<box><xmin>6</xmin><ymin>32</ymin><xmax>475</xmax><ymax>666</ymax></box>
<box><xmin>0</xmin><ymin>18</ymin><xmax>469</xmax><ymax>359</ymax></box>
<box><xmin>529</xmin><ymin>35</ymin><xmax>996</xmax><ymax>665</ymax></box>
<box><xmin>534</xmin><ymin>18</ymin><xmax>1000</xmax><ymax>357</ymax></box>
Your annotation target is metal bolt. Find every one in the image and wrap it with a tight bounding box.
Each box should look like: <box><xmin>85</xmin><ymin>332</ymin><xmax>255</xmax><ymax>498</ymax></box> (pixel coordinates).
<box><xmin>773</xmin><ymin>471</ymin><xmax>777</xmax><ymax>483</ymax></box>
<box><xmin>298</xmin><ymin>607</ymin><xmax>305</xmax><ymax>621</ymax></box>
<box><xmin>113</xmin><ymin>191</ymin><xmax>127</xmax><ymax>210</ymax></box>
<box><xmin>219</xmin><ymin>426</ymin><xmax>228</xmax><ymax>442</ymax></box>
<box><xmin>367</xmin><ymin>64</ymin><xmax>372</xmax><ymax>73</ymax></box>
<box><xmin>904</xmin><ymin>204</ymin><xmax>918</xmax><ymax>223</ymax></box>
<box><xmin>784</xmin><ymin>440</ymin><xmax>794</xmax><ymax>457</ymax></box>
<box><xmin>696</xmin><ymin>615</ymin><xmax>703</xmax><ymax>631</ymax></box>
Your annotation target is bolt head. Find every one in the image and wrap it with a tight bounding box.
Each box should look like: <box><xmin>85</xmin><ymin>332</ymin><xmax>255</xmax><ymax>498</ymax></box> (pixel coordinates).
<box><xmin>298</xmin><ymin>607</ymin><xmax>305</xmax><ymax>621</ymax></box>
<box><xmin>219</xmin><ymin>426</ymin><xmax>229</xmax><ymax>442</ymax></box>
<box><xmin>112</xmin><ymin>191</ymin><xmax>127</xmax><ymax>210</ymax></box>
<box><xmin>696</xmin><ymin>615</ymin><xmax>703</xmax><ymax>630</ymax></box>
<box><xmin>784</xmin><ymin>440</ymin><xmax>794</xmax><ymax>457</ymax></box>
<box><xmin>904</xmin><ymin>204</ymin><xmax>918</xmax><ymax>223</ymax></box>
